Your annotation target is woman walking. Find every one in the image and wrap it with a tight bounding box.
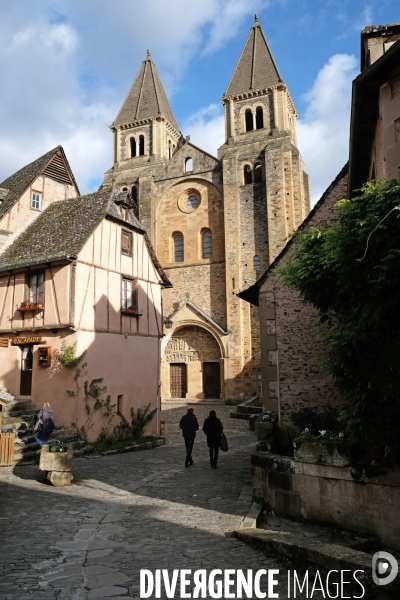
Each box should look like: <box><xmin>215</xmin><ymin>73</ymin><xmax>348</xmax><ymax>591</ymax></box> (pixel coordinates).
<box><xmin>33</xmin><ymin>402</ymin><xmax>55</xmax><ymax>446</ymax></box>
<box><xmin>202</xmin><ymin>410</ymin><xmax>223</xmax><ymax>468</ymax></box>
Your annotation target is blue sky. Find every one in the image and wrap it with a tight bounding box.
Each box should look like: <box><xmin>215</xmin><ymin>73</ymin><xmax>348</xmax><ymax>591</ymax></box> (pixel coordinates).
<box><xmin>0</xmin><ymin>1</ymin><xmax>399</xmax><ymax>203</ymax></box>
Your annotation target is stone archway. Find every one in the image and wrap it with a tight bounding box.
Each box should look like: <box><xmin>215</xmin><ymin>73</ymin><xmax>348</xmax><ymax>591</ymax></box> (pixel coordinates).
<box><xmin>162</xmin><ymin>326</ymin><xmax>223</xmax><ymax>399</ymax></box>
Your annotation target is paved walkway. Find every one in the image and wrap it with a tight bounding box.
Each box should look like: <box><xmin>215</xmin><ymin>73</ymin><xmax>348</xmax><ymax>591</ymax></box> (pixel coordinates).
<box><xmin>0</xmin><ymin>403</ymin><xmax>318</xmax><ymax>599</ymax></box>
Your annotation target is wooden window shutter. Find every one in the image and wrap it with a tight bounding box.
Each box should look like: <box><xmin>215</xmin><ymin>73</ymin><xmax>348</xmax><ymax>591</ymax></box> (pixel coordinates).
<box><xmin>121</xmin><ymin>230</ymin><xmax>132</xmax><ymax>256</ymax></box>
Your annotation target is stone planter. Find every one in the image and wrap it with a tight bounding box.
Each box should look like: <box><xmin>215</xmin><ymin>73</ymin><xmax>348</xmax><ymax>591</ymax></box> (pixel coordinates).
<box><xmin>294</xmin><ymin>441</ymin><xmax>351</xmax><ymax>467</ymax></box>
<box><xmin>39</xmin><ymin>445</ymin><xmax>73</xmax><ymax>486</ymax></box>
<box><xmin>255</xmin><ymin>421</ymin><xmax>275</xmax><ymax>441</ymax></box>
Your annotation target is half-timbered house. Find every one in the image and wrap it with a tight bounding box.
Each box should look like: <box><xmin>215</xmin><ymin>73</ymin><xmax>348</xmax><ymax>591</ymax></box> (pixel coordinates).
<box><xmin>0</xmin><ymin>159</ymin><xmax>171</xmax><ymax>440</ymax></box>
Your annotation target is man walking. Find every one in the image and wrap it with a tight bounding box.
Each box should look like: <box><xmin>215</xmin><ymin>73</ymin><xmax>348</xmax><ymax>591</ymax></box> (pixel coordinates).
<box><xmin>179</xmin><ymin>407</ymin><xmax>199</xmax><ymax>468</ymax></box>
<box><xmin>202</xmin><ymin>410</ymin><xmax>223</xmax><ymax>468</ymax></box>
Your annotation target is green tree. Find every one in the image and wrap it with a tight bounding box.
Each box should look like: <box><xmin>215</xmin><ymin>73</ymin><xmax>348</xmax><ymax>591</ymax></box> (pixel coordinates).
<box><xmin>280</xmin><ymin>179</ymin><xmax>400</xmax><ymax>449</ymax></box>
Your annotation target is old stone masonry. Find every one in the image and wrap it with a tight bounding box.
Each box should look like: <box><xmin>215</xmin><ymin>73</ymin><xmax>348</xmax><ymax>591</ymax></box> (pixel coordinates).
<box><xmin>0</xmin><ymin>406</ymin><xmax>324</xmax><ymax>599</ymax></box>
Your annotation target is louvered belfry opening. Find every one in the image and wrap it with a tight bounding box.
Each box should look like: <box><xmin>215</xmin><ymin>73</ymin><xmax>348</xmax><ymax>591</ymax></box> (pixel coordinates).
<box><xmin>42</xmin><ymin>151</ymin><xmax>74</xmax><ymax>186</ymax></box>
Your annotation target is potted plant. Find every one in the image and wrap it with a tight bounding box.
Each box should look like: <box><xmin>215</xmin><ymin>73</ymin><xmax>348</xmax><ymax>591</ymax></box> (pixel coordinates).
<box><xmin>19</xmin><ymin>301</ymin><xmax>44</xmax><ymax>310</ymax></box>
<box><xmin>255</xmin><ymin>411</ymin><xmax>277</xmax><ymax>441</ymax></box>
<box><xmin>39</xmin><ymin>442</ymin><xmax>73</xmax><ymax>486</ymax></box>
<box><xmin>293</xmin><ymin>429</ymin><xmax>353</xmax><ymax>467</ymax></box>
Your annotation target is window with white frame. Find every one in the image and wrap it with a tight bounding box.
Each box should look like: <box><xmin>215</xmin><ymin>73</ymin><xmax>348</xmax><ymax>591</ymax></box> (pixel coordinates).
<box><xmin>29</xmin><ymin>272</ymin><xmax>44</xmax><ymax>303</ymax></box>
<box><xmin>122</xmin><ymin>277</ymin><xmax>137</xmax><ymax>312</ymax></box>
<box><xmin>31</xmin><ymin>193</ymin><xmax>41</xmax><ymax>210</ymax></box>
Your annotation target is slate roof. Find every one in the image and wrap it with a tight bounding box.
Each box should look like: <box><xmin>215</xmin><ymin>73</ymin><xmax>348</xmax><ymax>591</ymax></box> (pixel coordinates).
<box><xmin>223</xmin><ymin>16</ymin><xmax>282</xmax><ymax>98</ymax></box>
<box><xmin>0</xmin><ymin>187</ymin><xmax>172</xmax><ymax>287</ymax></box>
<box><xmin>0</xmin><ymin>146</ymin><xmax>78</xmax><ymax>221</ymax></box>
<box><xmin>112</xmin><ymin>50</ymin><xmax>180</xmax><ymax>132</ymax></box>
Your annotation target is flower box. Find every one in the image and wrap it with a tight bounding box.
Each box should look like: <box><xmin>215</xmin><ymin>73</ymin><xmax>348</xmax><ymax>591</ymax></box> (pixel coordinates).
<box><xmin>293</xmin><ymin>440</ymin><xmax>351</xmax><ymax>467</ymax></box>
<box><xmin>19</xmin><ymin>302</ymin><xmax>44</xmax><ymax>311</ymax></box>
<box><xmin>39</xmin><ymin>445</ymin><xmax>73</xmax><ymax>472</ymax></box>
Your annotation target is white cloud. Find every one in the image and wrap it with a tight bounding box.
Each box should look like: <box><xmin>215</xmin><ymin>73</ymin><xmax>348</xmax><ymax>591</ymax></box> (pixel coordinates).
<box><xmin>202</xmin><ymin>0</ymin><xmax>270</xmax><ymax>54</ymax></box>
<box><xmin>335</xmin><ymin>3</ymin><xmax>374</xmax><ymax>40</ymax></box>
<box><xmin>0</xmin><ymin>0</ymin><xmax>266</xmax><ymax>192</ymax></box>
<box><xmin>182</xmin><ymin>104</ymin><xmax>225</xmax><ymax>157</ymax></box>
<box><xmin>297</xmin><ymin>53</ymin><xmax>358</xmax><ymax>205</ymax></box>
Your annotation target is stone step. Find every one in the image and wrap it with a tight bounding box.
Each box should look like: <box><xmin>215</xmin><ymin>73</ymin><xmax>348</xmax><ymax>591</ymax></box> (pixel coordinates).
<box><xmin>3</xmin><ymin>399</ymin><xmax>34</xmax><ymax>412</ymax></box>
<box><xmin>236</xmin><ymin>406</ymin><xmax>263</xmax><ymax>414</ymax></box>
<box><xmin>230</xmin><ymin>411</ymin><xmax>252</xmax><ymax>420</ymax></box>
<box><xmin>2</xmin><ymin>397</ymin><xmax>92</xmax><ymax>464</ymax></box>
<box><xmin>15</xmin><ymin>430</ymin><xmax>83</xmax><ymax>447</ymax></box>
<box><xmin>4</xmin><ymin>422</ymin><xmax>66</xmax><ymax>435</ymax></box>
<box><xmin>14</xmin><ymin>438</ymin><xmax>88</xmax><ymax>456</ymax></box>
<box><xmin>4</xmin><ymin>408</ymin><xmax>37</xmax><ymax>419</ymax></box>
<box><xmin>13</xmin><ymin>443</ymin><xmax>92</xmax><ymax>464</ymax></box>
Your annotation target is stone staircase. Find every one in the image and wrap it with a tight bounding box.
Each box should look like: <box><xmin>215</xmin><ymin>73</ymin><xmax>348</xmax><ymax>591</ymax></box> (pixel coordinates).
<box><xmin>230</xmin><ymin>394</ymin><xmax>262</xmax><ymax>420</ymax></box>
<box><xmin>2</xmin><ymin>399</ymin><xmax>92</xmax><ymax>464</ymax></box>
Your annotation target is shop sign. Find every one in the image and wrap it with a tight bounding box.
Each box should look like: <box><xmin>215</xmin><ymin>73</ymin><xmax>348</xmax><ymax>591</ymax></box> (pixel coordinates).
<box><xmin>0</xmin><ymin>338</ymin><xmax>9</xmax><ymax>347</ymax></box>
<box><xmin>11</xmin><ymin>336</ymin><xmax>43</xmax><ymax>345</ymax></box>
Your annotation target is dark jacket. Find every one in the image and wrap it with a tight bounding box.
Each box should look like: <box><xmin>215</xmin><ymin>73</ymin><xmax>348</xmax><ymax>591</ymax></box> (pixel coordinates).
<box><xmin>202</xmin><ymin>416</ymin><xmax>223</xmax><ymax>447</ymax></box>
<box><xmin>34</xmin><ymin>407</ymin><xmax>55</xmax><ymax>440</ymax></box>
<box><xmin>179</xmin><ymin>413</ymin><xmax>199</xmax><ymax>439</ymax></box>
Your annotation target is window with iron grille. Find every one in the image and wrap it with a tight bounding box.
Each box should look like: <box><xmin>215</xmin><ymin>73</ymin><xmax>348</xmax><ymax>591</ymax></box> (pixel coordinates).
<box><xmin>122</xmin><ymin>278</ymin><xmax>137</xmax><ymax>312</ymax></box>
<box><xmin>31</xmin><ymin>193</ymin><xmax>41</xmax><ymax>210</ymax></box>
<box><xmin>202</xmin><ymin>229</ymin><xmax>212</xmax><ymax>259</ymax></box>
<box><xmin>121</xmin><ymin>229</ymin><xmax>132</xmax><ymax>256</ymax></box>
<box><xmin>174</xmin><ymin>233</ymin><xmax>184</xmax><ymax>262</ymax></box>
<box><xmin>29</xmin><ymin>272</ymin><xmax>44</xmax><ymax>303</ymax></box>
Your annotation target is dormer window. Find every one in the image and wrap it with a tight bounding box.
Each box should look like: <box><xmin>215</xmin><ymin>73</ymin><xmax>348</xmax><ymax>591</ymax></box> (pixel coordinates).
<box><xmin>31</xmin><ymin>192</ymin><xmax>41</xmax><ymax>211</ymax></box>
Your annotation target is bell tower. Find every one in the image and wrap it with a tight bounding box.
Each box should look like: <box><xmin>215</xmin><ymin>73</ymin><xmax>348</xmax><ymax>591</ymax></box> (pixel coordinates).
<box><xmin>218</xmin><ymin>15</ymin><xmax>311</xmax><ymax>399</ymax></box>
<box><xmin>104</xmin><ymin>49</ymin><xmax>183</xmax><ymax>237</ymax></box>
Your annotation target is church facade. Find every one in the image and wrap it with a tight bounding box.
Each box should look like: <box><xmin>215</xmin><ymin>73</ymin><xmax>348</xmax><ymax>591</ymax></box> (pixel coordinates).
<box><xmin>103</xmin><ymin>16</ymin><xmax>311</xmax><ymax>400</ymax></box>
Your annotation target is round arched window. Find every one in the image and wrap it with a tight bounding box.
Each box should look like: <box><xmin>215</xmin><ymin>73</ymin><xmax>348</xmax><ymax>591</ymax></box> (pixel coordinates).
<box><xmin>186</xmin><ymin>195</ymin><xmax>200</xmax><ymax>209</ymax></box>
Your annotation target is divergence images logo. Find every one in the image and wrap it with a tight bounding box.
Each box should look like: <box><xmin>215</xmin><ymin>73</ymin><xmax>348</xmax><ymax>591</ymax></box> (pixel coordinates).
<box><xmin>372</xmin><ymin>552</ymin><xmax>399</xmax><ymax>586</ymax></box>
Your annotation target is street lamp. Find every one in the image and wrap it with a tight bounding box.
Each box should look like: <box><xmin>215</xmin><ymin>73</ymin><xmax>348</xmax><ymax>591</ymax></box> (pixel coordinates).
<box><xmin>164</xmin><ymin>317</ymin><xmax>173</xmax><ymax>329</ymax></box>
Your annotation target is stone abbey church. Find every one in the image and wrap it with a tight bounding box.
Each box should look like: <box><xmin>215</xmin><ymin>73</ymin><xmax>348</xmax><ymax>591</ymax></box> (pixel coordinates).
<box><xmin>103</xmin><ymin>16</ymin><xmax>311</xmax><ymax>400</ymax></box>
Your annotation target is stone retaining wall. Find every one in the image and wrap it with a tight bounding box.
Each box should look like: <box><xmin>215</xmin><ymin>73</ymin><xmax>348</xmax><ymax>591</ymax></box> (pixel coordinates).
<box><xmin>252</xmin><ymin>451</ymin><xmax>400</xmax><ymax>550</ymax></box>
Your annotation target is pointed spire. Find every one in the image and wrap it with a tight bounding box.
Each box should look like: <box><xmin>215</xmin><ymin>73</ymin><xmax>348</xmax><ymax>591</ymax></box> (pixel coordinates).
<box><xmin>223</xmin><ymin>18</ymin><xmax>282</xmax><ymax>97</ymax></box>
<box><xmin>112</xmin><ymin>52</ymin><xmax>180</xmax><ymax>131</ymax></box>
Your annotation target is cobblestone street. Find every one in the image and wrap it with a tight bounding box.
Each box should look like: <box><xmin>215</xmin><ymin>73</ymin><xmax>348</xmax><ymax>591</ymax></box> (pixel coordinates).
<box><xmin>0</xmin><ymin>403</ymin><xmax>317</xmax><ymax>599</ymax></box>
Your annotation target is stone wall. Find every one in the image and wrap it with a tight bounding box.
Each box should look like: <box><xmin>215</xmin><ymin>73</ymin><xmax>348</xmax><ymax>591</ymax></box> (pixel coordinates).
<box><xmin>163</xmin><ymin>263</ymin><xmax>227</xmax><ymax>327</ymax></box>
<box><xmin>370</xmin><ymin>63</ymin><xmax>400</xmax><ymax>181</ymax></box>
<box><xmin>252</xmin><ymin>452</ymin><xmax>400</xmax><ymax>550</ymax></box>
<box><xmin>259</xmin><ymin>168</ymin><xmax>348</xmax><ymax>418</ymax></box>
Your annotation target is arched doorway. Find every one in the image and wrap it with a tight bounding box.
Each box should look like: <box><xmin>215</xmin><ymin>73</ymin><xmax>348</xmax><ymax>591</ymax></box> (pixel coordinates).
<box><xmin>163</xmin><ymin>326</ymin><xmax>222</xmax><ymax>399</ymax></box>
